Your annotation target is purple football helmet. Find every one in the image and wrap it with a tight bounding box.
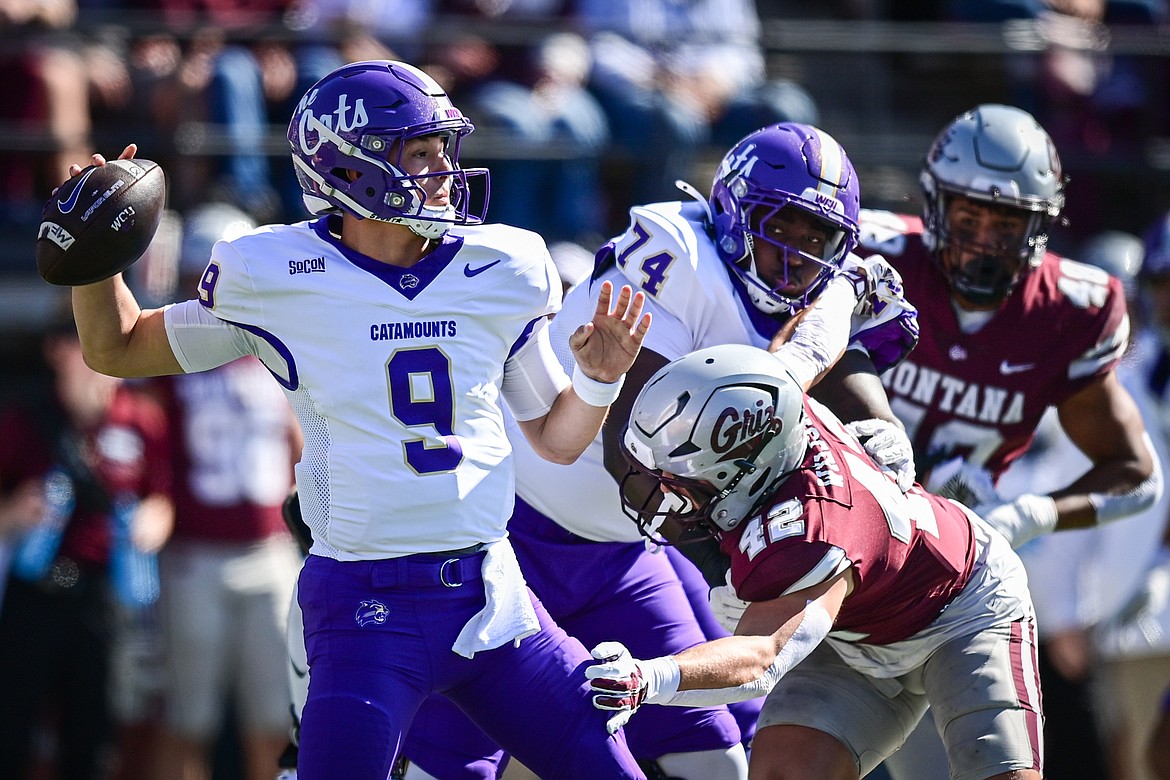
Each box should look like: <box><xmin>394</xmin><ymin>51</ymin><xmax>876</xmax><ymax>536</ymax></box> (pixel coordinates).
<box><xmin>709</xmin><ymin>123</ymin><xmax>860</xmax><ymax>315</ymax></box>
<box><xmin>287</xmin><ymin>60</ymin><xmax>489</xmax><ymax>239</ymax></box>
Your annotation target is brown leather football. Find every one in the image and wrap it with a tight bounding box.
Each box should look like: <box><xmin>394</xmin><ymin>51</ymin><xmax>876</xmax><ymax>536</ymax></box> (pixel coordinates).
<box><xmin>36</xmin><ymin>158</ymin><xmax>166</xmax><ymax>286</ymax></box>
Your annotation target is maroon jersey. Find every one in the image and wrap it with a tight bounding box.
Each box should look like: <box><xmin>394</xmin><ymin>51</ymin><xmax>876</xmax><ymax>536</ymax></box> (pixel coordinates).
<box><xmin>151</xmin><ymin>357</ymin><xmax>294</xmax><ymax>543</ymax></box>
<box><xmin>720</xmin><ymin>399</ymin><xmax>977</xmax><ymax>645</ymax></box>
<box><xmin>857</xmin><ymin>209</ymin><xmax>1128</xmax><ymax>481</ymax></box>
<box><xmin>0</xmin><ymin>387</ymin><xmax>171</xmax><ymax>571</ymax></box>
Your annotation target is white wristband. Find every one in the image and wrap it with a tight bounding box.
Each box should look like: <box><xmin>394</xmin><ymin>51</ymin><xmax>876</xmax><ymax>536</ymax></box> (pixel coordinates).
<box><xmin>638</xmin><ymin>655</ymin><xmax>681</xmax><ymax>705</ymax></box>
<box><xmin>571</xmin><ymin>364</ymin><xmax>625</xmax><ymax>407</ymax></box>
<box><xmin>1088</xmin><ymin>438</ymin><xmax>1163</xmax><ymax>524</ymax></box>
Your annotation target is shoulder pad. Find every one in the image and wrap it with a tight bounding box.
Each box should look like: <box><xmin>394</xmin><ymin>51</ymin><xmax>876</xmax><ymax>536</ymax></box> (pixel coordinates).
<box><xmin>609</xmin><ymin>201</ymin><xmax>719</xmax><ymax>315</ymax></box>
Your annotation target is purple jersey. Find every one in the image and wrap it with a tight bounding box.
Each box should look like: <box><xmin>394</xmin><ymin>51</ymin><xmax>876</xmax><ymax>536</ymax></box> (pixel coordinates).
<box><xmin>721</xmin><ymin>399</ymin><xmax>977</xmax><ymax>645</ymax></box>
<box><xmin>857</xmin><ymin>210</ymin><xmax>1128</xmax><ymax>481</ymax></box>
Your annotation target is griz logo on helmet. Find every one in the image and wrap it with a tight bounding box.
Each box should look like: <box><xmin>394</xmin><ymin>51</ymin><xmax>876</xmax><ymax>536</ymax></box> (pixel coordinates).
<box><xmin>355</xmin><ymin>599</ymin><xmax>389</xmax><ymax>627</ymax></box>
<box><xmin>712</xmin><ymin>403</ymin><xmax>780</xmax><ymax>463</ymax></box>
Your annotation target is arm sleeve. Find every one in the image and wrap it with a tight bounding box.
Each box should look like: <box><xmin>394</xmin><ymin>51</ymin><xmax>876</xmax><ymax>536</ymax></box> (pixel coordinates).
<box><xmin>653</xmin><ymin>600</ymin><xmax>833</xmax><ymax>706</ymax></box>
<box><xmin>163</xmin><ymin>300</ymin><xmax>253</xmax><ymax>374</ymax></box>
<box><xmin>501</xmin><ymin>317</ymin><xmax>571</xmax><ymax>422</ymax></box>
<box><xmin>773</xmin><ymin>275</ymin><xmax>856</xmax><ymax>389</ymax></box>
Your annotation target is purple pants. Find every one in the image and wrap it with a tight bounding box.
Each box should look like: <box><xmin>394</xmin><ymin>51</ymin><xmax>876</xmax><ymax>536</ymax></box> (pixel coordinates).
<box><xmin>295</xmin><ymin>551</ymin><xmax>645</xmax><ymax>780</ymax></box>
<box><xmin>404</xmin><ymin>498</ymin><xmax>743</xmax><ymax>778</ymax></box>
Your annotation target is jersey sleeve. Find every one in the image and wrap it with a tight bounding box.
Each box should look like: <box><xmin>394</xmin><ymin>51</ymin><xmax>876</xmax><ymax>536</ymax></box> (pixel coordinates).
<box><xmin>501</xmin><ymin>317</ymin><xmax>570</xmax><ymax>421</ymax></box>
<box><xmin>1062</xmin><ymin>259</ymin><xmax>1128</xmax><ymax>383</ymax></box>
<box><xmin>735</xmin><ymin>537</ymin><xmax>849</xmax><ymax>602</ymax></box>
<box><xmin>196</xmin><ymin>238</ymin><xmax>263</xmax><ymax>327</ymax></box>
<box><xmin>164</xmin><ymin>301</ymin><xmax>254</xmax><ymax>374</ymax></box>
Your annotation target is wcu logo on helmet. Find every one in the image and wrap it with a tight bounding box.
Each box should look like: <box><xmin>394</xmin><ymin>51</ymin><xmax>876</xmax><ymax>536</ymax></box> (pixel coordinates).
<box><xmin>709</xmin><ymin>123</ymin><xmax>860</xmax><ymax>316</ymax></box>
<box><xmin>287</xmin><ymin>60</ymin><xmax>490</xmax><ymax>240</ymax></box>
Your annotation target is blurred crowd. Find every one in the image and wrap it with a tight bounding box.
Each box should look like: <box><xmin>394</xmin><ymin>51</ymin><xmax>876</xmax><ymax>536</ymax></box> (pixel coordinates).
<box><xmin>4</xmin><ymin>0</ymin><xmax>1170</xmax><ymax>779</ymax></box>
<box><xmin>3</xmin><ymin>0</ymin><xmax>1168</xmax><ymax>267</ymax></box>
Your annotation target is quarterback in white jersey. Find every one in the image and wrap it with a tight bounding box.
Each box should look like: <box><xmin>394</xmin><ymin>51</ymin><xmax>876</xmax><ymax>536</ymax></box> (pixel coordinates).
<box><xmin>173</xmin><ymin>217</ymin><xmax>569</xmax><ymax>559</ymax></box>
<box><xmin>61</xmin><ymin>61</ymin><xmax>650</xmax><ymax>780</ymax></box>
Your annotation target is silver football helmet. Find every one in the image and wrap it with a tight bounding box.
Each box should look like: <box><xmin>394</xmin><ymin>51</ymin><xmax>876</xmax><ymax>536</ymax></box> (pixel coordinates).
<box><xmin>620</xmin><ymin>344</ymin><xmax>808</xmax><ymax>535</ymax></box>
<box><xmin>921</xmin><ymin>104</ymin><xmax>1065</xmax><ymax>306</ymax></box>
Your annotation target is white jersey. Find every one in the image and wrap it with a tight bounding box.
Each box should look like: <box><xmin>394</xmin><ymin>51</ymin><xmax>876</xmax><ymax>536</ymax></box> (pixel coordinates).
<box><xmin>165</xmin><ymin>217</ymin><xmax>560</xmax><ymax>560</ymax></box>
<box><xmin>510</xmin><ymin>200</ymin><xmax>916</xmax><ymax>542</ymax></box>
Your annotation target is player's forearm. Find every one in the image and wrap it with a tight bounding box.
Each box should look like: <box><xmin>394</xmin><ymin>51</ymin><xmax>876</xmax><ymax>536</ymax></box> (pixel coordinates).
<box><xmin>647</xmin><ymin>600</ymin><xmax>833</xmax><ymax>706</ymax></box>
<box><xmin>71</xmin><ymin>276</ymin><xmax>179</xmax><ymax>377</ymax></box>
<box><xmin>770</xmin><ymin>275</ymin><xmax>854</xmax><ymax>390</ymax></box>
<box><xmin>524</xmin><ymin>386</ymin><xmax>610</xmax><ymax>465</ymax></box>
<box><xmin>1053</xmin><ymin>442</ymin><xmax>1161</xmax><ymax>530</ymax></box>
<box><xmin>673</xmin><ymin>634</ymin><xmax>784</xmax><ymax>691</ymax></box>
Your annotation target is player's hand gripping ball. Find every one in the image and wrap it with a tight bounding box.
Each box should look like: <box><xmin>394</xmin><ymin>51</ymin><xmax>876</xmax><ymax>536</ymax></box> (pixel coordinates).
<box><xmin>36</xmin><ymin>158</ymin><xmax>166</xmax><ymax>286</ymax></box>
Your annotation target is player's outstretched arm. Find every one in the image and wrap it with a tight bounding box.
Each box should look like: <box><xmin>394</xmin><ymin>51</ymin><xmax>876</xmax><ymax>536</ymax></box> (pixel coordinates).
<box><xmin>585</xmin><ymin>570</ymin><xmax>849</xmax><ymax>733</ymax></box>
<box><xmin>520</xmin><ymin>281</ymin><xmax>650</xmax><ymax>465</ymax></box>
<box><xmin>66</xmin><ymin>145</ymin><xmax>182</xmax><ymax>378</ymax></box>
<box><xmin>569</xmin><ymin>281</ymin><xmax>650</xmax><ymax>384</ymax></box>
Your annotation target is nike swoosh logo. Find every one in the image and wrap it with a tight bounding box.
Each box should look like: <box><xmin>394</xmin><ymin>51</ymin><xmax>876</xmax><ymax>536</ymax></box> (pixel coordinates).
<box><xmin>464</xmin><ymin>259</ymin><xmax>501</xmax><ymax>277</ymax></box>
<box><xmin>1000</xmin><ymin>360</ymin><xmax>1035</xmax><ymax>375</ymax></box>
<box><xmin>57</xmin><ymin>167</ymin><xmax>97</xmax><ymax>215</ymax></box>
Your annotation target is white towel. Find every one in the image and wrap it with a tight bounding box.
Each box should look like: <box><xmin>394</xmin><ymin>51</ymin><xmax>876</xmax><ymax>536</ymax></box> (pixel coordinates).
<box><xmin>452</xmin><ymin>537</ymin><xmax>540</xmax><ymax>659</ymax></box>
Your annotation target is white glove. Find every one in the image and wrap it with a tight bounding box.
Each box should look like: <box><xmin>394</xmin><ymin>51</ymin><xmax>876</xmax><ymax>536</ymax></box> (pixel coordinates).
<box><xmin>1112</xmin><ymin>546</ymin><xmax>1170</xmax><ymax>645</ymax></box>
<box><xmin>585</xmin><ymin>642</ymin><xmax>679</xmax><ymax>734</ymax></box>
<box><xmin>923</xmin><ymin>457</ymin><xmax>1058</xmax><ymax>548</ymax></box>
<box><xmin>708</xmin><ymin>569</ymin><xmax>748</xmax><ymax>634</ymax></box>
<box><xmin>925</xmin><ymin>457</ymin><xmax>1001</xmax><ymax>508</ymax></box>
<box><xmin>846</xmin><ymin>418</ymin><xmax>916</xmax><ymax>492</ymax></box>
<box><xmin>585</xmin><ymin>642</ymin><xmax>649</xmax><ymax>734</ymax></box>
<box><xmin>976</xmin><ymin>494</ymin><xmax>1060</xmax><ymax>549</ymax></box>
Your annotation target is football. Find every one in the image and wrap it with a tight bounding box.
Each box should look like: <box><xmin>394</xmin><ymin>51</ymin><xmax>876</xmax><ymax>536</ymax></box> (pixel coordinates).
<box><xmin>35</xmin><ymin>158</ymin><xmax>167</xmax><ymax>286</ymax></box>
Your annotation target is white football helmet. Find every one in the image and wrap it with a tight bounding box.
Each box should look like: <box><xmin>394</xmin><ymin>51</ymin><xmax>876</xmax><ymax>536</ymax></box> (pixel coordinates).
<box><xmin>620</xmin><ymin>344</ymin><xmax>808</xmax><ymax>535</ymax></box>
